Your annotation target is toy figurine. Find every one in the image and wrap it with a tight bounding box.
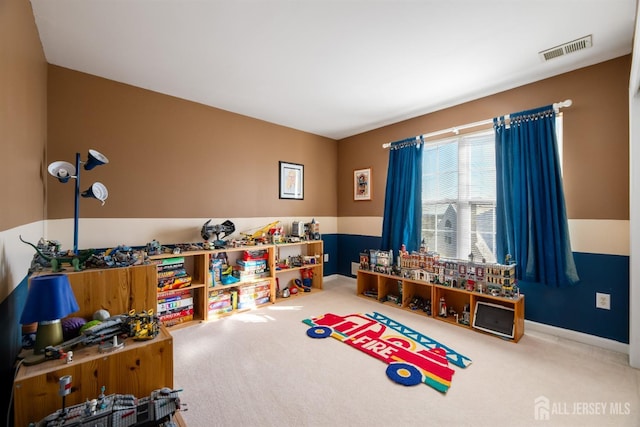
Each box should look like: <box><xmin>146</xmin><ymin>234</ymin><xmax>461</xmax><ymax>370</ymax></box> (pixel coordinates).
<box><xmin>461</xmin><ymin>304</ymin><xmax>471</xmax><ymax>325</ymax></box>
<box><xmin>424</xmin><ymin>299</ymin><xmax>432</xmax><ymax>316</ymax></box>
<box><xmin>146</xmin><ymin>239</ymin><xmax>162</xmax><ymax>256</ymax></box>
<box><xmin>301</xmin><ymin>268</ymin><xmax>313</xmax><ymax>291</ymax></box>
<box><xmin>439</xmin><ymin>297</ymin><xmax>447</xmax><ymax>317</ymax></box>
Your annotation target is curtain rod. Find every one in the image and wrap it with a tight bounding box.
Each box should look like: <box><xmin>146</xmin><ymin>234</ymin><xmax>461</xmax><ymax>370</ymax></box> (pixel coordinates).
<box><xmin>382</xmin><ymin>99</ymin><xmax>573</xmax><ymax>149</ymax></box>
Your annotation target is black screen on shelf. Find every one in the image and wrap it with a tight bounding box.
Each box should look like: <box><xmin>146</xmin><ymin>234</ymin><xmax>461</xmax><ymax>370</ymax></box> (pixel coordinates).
<box><xmin>472</xmin><ymin>301</ymin><xmax>515</xmax><ymax>339</ymax></box>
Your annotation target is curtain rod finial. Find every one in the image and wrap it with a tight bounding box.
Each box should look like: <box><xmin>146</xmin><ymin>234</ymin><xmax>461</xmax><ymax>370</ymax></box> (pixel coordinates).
<box><xmin>554</xmin><ymin>99</ymin><xmax>572</xmax><ymax>109</ymax></box>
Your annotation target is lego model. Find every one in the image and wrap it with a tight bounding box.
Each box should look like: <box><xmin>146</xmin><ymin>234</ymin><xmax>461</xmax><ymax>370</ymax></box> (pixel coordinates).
<box><xmin>288</xmin><ymin>221</ymin><xmax>305</xmax><ymax>242</ymax></box>
<box><xmin>20</xmin><ymin>235</ymin><xmax>95</xmax><ymax>273</ymax></box>
<box><xmin>366</xmin><ymin>249</ymin><xmax>394</xmax><ymax>274</ymax></box>
<box><xmin>127</xmin><ymin>309</ymin><xmax>159</xmax><ymax>341</ymax></box>
<box><xmin>239</xmin><ymin>221</ymin><xmax>280</xmax><ymax>244</ymax></box>
<box><xmin>145</xmin><ymin>240</ymin><xmax>162</xmax><ymax>256</ymax></box>
<box><xmin>86</xmin><ymin>245</ymin><xmax>144</xmax><ymax>269</ymax></box>
<box><xmin>33</xmin><ymin>384</ymin><xmax>183</xmax><ymax>427</ymax></box>
<box><xmin>359</xmin><ymin>252</ymin><xmax>370</xmax><ymax>270</ymax></box>
<box><xmin>304</xmin><ymin>218</ymin><xmax>321</xmax><ymax>240</ymax></box>
<box><xmin>43</xmin><ymin>310</ymin><xmax>160</xmax><ymax>361</ymax></box>
<box><xmin>368</xmin><ymin>245</ymin><xmax>519</xmax><ymax>299</ymax></box>
<box><xmin>201</xmin><ymin>219</ymin><xmax>235</xmax><ymax>247</ymax></box>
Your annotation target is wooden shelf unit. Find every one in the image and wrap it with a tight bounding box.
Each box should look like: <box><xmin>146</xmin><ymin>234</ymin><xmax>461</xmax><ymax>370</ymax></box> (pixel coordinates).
<box><xmin>356</xmin><ymin>269</ymin><xmax>525</xmax><ymax>342</ymax></box>
<box><xmin>149</xmin><ymin>245</ymin><xmax>277</xmax><ymax>327</ymax></box>
<box><xmin>274</xmin><ymin>240</ymin><xmax>323</xmax><ymax>301</ymax></box>
<box><xmin>14</xmin><ymin>326</ymin><xmax>174</xmax><ymax>427</ymax></box>
<box><xmin>16</xmin><ymin>266</ymin><xmax>175</xmax><ymax>427</ymax></box>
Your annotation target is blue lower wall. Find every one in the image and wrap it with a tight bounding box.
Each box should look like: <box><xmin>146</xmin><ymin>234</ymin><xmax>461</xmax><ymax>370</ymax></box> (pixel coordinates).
<box><xmin>337</xmin><ymin>234</ymin><xmax>630</xmax><ymax>344</ymax></box>
<box><xmin>320</xmin><ymin>234</ymin><xmax>338</xmax><ymax>276</ymax></box>
<box><xmin>519</xmin><ymin>252</ymin><xmax>629</xmax><ymax>343</ymax></box>
<box><xmin>337</xmin><ymin>234</ymin><xmax>383</xmax><ymax>277</ymax></box>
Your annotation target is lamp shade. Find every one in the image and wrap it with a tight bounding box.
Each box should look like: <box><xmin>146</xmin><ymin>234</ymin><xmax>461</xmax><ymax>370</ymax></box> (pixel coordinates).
<box><xmin>81</xmin><ymin>182</ymin><xmax>108</xmax><ymax>205</ymax></box>
<box><xmin>20</xmin><ymin>274</ymin><xmax>79</xmax><ymax>325</ymax></box>
<box><xmin>47</xmin><ymin>161</ymin><xmax>76</xmax><ymax>183</ymax></box>
<box><xmin>84</xmin><ymin>149</ymin><xmax>109</xmax><ymax>170</ymax></box>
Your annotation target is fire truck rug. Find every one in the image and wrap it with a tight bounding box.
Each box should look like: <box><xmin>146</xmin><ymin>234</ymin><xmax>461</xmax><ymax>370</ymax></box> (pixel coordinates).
<box><xmin>302</xmin><ymin>312</ymin><xmax>472</xmax><ymax>393</ymax></box>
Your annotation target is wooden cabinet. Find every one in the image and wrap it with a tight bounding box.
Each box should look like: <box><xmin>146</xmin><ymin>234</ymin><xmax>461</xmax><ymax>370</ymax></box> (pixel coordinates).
<box><xmin>149</xmin><ymin>245</ymin><xmax>276</xmax><ymax>327</ymax></box>
<box><xmin>16</xmin><ymin>265</ymin><xmax>176</xmax><ymax>426</ymax></box>
<box><xmin>274</xmin><ymin>240</ymin><xmax>323</xmax><ymax>300</ymax></box>
<box><xmin>14</xmin><ymin>326</ymin><xmax>174</xmax><ymax>427</ymax></box>
<box><xmin>356</xmin><ymin>269</ymin><xmax>525</xmax><ymax>342</ymax></box>
<box><xmin>32</xmin><ymin>264</ymin><xmax>158</xmax><ymax>319</ymax></box>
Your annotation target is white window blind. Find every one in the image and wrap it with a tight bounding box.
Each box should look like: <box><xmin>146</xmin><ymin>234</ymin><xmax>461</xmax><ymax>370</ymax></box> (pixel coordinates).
<box><xmin>422</xmin><ymin>129</ymin><xmax>497</xmax><ymax>263</ymax></box>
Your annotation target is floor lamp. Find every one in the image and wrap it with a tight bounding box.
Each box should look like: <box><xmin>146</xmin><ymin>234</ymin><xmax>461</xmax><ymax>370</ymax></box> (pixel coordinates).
<box><xmin>47</xmin><ymin>149</ymin><xmax>109</xmax><ymax>254</ymax></box>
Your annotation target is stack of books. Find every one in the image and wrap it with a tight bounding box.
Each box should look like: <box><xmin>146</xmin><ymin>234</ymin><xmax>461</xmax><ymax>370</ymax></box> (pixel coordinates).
<box><xmin>237</xmin><ymin>280</ymin><xmax>271</xmax><ymax>309</ymax></box>
<box><xmin>154</xmin><ymin>257</ymin><xmax>194</xmax><ymax>325</ymax></box>
<box><xmin>208</xmin><ymin>289</ymin><xmax>233</xmax><ymax>316</ymax></box>
<box><xmin>156</xmin><ymin>257</ymin><xmax>192</xmax><ymax>292</ymax></box>
<box><xmin>233</xmin><ymin>258</ymin><xmax>269</xmax><ymax>282</ymax></box>
<box><xmin>157</xmin><ymin>288</ymin><xmax>194</xmax><ymax>325</ymax></box>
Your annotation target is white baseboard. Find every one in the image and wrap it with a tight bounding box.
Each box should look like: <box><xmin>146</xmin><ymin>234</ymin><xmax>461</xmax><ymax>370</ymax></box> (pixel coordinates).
<box><xmin>525</xmin><ymin>320</ymin><xmax>629</xmax><ymax>355</ymax></box>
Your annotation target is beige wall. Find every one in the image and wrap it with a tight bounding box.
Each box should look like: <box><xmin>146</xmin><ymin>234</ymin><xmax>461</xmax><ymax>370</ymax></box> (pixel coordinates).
<box><xmin>1</xmin><ymin>3</ymin><xmax>47</xmax><ymax>418</ymax></box>
<box><xmin>0</xmin><ymin>0</ymin><xmax>47</xmax><ymax>304</ymax></box>
<box><xmin>46</xmin><ymin>57</ymin><xmax>630</xmax><ymax>227</ymax></box>
<box><xmin>0</xmin><ymin>0</ymin><xmax>47</xmax><ymax>232</ymax></box>
<box><xmin>46</xmin><ymin>66</ymin><xmax>338</xmax><ymax>220</ymax></box>
<box><xmin>338</xmin><ymin>56</ymin><xmax>631</xmax><ymax>222</ymax></box>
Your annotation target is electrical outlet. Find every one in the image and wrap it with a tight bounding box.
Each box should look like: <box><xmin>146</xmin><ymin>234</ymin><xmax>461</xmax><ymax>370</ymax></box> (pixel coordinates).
<box><xmin>324</xmin><ymin>253</ymin><xmax>329</xmax><ymax>262</ymax></box>
<box><xmin>596</xmin><ymin>292</ymin><xmax>611</xmax><ymax>310</ymax></box>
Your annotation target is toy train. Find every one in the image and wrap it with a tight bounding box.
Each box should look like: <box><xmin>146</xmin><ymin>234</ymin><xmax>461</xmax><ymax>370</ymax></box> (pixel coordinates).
<box><xmin>31</xmin><ymin>387</ymin><xmax>183</xmax><ymax>427</ymax></box>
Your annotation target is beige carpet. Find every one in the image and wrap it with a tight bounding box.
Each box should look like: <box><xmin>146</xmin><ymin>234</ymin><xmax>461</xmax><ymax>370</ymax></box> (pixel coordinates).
<box><xmin>171</xmin><ymin>276</ymin><xmax>640</xmax><ymax>427</ymax></box>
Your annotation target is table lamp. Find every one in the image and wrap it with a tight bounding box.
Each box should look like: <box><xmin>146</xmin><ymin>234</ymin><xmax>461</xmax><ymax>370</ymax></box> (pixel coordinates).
<box><xmin>20</xmin><ymin>274</ymin><xmax>79</xmax><ymax>365</ymax></box>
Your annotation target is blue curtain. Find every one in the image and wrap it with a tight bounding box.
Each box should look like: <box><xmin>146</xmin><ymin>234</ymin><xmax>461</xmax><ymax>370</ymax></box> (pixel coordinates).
<box><xmin>494</xmin><ymin>106</ymin><xmax>579</xmax><ymax>287</ymax></box>
<box><xmin>381</xmin><ymin>138</ymin><xmax>424</xmax><ymax>253</ymax></box>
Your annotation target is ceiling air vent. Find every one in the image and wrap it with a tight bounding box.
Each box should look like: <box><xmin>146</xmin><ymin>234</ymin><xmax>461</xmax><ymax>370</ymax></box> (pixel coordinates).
<box><xmin>539</xmin><ymin>35</ymin><xmax>592</xmax><ymax>62</ymax></box>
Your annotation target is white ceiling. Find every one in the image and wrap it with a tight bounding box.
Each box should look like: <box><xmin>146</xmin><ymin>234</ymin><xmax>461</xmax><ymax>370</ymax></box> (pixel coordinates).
<box><xmin>30</xmin><ymin>0</ymin><xmax>637</xmax><ymax>140</ymax></box>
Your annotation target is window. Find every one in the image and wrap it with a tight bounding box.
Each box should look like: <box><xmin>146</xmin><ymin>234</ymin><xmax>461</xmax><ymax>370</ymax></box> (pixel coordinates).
<box><xmin>422</xmin><ymin>129</ymin><xmax>497</xmax><ymax>263</ymax></box>
<box><xmin>421</xmin><ymin>115</ymin><xmax>563</xmax><ymax>263</ymax></box>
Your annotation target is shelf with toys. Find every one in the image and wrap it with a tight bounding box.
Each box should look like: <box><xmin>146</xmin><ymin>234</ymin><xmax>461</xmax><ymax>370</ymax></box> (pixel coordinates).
<box><xmin>146</xmin><ymin>218</ymin><xmax>324</xmax><ymax>327</ymax></box>
<box><xmin>148</xmin><ymin>245</ymin><xmax>276</xmax><ymax>328</ymax></box>
<box><xmin>274</xmin><ymin>239</ymin><xmax>323</xmax><ymax>300</ymax></box>
<box><xmin>152</xmin><ymin>253</ymin><xmax>208</xmax><ymax>328</ymax></box>
<box><xmin>356</xmin><ymin>249</ymin><xmax>525</xmax><ymax>342</ymax></box>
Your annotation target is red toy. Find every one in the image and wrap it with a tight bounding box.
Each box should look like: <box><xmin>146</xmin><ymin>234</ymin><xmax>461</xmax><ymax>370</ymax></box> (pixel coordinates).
<box><xmin>301</xmin><ymin>268</ymin><xmax>313</xmax><ymax>291</ymax></box>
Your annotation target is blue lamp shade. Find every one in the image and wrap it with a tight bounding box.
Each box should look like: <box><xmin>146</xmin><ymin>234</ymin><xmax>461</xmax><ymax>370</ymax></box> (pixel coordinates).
<box><xmin>21</xmin><ymin>274</ymin><xmax>79</xmax><ymax>357</ymax></box>
<box><xmin>20</xmin><ymin>274</ymin><xmax>79</xmax><ymax>325</ymax></box>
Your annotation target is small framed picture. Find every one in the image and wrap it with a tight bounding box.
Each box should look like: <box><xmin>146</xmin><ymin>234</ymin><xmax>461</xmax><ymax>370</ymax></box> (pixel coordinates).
<box><xmin>279</xmin><ymin>161</ymin><xmax>304</xmax><ymax>200</ymax></box>
<box><xmin>354</xmin><ymin>167</ymin><xmax>372</xmax><ymax>201</ymax></box>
